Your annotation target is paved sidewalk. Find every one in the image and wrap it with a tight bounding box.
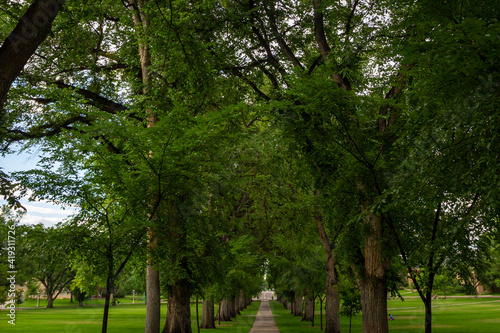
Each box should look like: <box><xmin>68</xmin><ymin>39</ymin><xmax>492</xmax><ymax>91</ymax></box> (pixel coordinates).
<box><xmin>249</xmin><ymin>300</ymin><xmax>280</xmax><ymax>333</ymax></box>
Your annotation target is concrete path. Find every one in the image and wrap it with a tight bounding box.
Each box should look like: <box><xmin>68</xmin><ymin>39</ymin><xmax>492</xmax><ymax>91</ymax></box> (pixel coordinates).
<box><xmin>249</xmin><ymin>300</ymin><xmax>280</xmax><ymax>333</ymax></box>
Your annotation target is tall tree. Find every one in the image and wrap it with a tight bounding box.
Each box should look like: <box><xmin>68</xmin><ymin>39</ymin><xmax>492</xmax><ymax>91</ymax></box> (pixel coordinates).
<box><xmin>4</xmin><ymin>2</ymin><xmax>499</xmax><ymax>333</ymax></box>
<box><xmin>125</xmin><ymin>1</ymin><xmax>161</xmax><ymax>331</ymax></box>
<box><xmin>379</xmin><ymin>1</ymin><xmax>500</xmax><ymax>331</ymax></box>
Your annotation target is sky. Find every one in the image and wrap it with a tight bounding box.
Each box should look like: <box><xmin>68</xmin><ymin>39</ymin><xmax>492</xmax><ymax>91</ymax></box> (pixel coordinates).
<box><xmin>1</xmin><ymin>147</ymin><xmax>76</xmax><ymax>226</ymax></box>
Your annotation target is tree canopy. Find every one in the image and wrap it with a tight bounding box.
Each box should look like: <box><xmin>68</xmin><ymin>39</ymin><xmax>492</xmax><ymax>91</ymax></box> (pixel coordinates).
<box><xmin>1</xmin><ymin>1</ymin><xmax>499</xmax><ymax>333</ymax></box>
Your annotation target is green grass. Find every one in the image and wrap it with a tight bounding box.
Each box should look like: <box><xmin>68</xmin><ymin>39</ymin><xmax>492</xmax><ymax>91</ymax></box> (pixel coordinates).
<box><xmin>396</xmin><ymin>290</ymin><xmax>470</xmax><ymax>298</ymax></box>
<box><xmin>14</xmin><ymin>297</ymin><xmax>119</xmax><ymax>308</ymax></box>
<box><xmin>0</xmin><ymin>300</ymin><xmax>260</xmax><ymax>333</ymax></box>
<box><xmin>270</xmin><ymin>297</ymin><xmax>500</xmax><ymax>333</ymax></box>
<box><xmin>3</xmin><ymin>296</ymin><xmax>499</xmax><ymax>332</ymax></box>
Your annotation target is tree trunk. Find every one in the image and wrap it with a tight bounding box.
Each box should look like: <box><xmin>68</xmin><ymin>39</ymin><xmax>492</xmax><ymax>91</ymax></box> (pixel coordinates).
<box><xmin>302</xmin><ymin>296</ymin><xmax>314</xmax><ymax>322</ymax></box>
<box><xmin>311</xmin><ymin>297</ymin><xmax>315</xmax><ymax>327</ymax></box>
<box><xmin>358</xmin><ymin>214</ymin><xmax>389</xmax><ymax>333</ymax></box>
<box><xmin>128</xmin><ymin>2</ymin><xmax>160</xmax><ymax>332</ymax></box>
<box><xmin>145</xmin><ymin>264</ymin><xmax>161</xmax><ymax>333</ymax></box>
<box><xmin>201</xmin><ymin>299</ymin><xmax>215</xmax><ymax>329</ymax></box>
<box><xmin>315</xmin><ymin>198</ymin><xmax>341</xmax><ymax>333</ymax></box>
<box><xmin>229</xmin><ymin>297</ymin><xmax>237</xmax><ymax>318</ymax></box>
<box><xmin>196</xmin><ymin>297</ymin><xmax>200</xmax><ymax>333</ymax></box>
<box><xmin>320</xmin><ymin>297</ymin><xmax>323</xmax><ymax>331</ymax></box>
<box><xmin>325</xmin><ymin>252</ymin><xmax>341</xmax><ymax>333</ymax></box>
<box><xmin>218</xmin><ymin>301</ymin><xmax>221</xmax><ymax>325</ymax></box>
<box><xmin>79</xmin><ymin>299</ymin><xmax>84</xmax><ymax>307</ymax></box>
<box><xmin>358</xmin><ymin>264</ymin><xmax>388</xmax><ymax>333</ymax></box>
<box><xmin>291</xmin><ymin>298</ymin><xmax>296</xmax><ymax>314</ymax></box>
<box><xmin>102</xmin><ymin>275</ymin><xmax>112</xmax><ymax>333</ymax></box>
<box><xmin>215</xmin><ymin>299</ymin><xmax>232</xmax><ymax>322</ymax></box>
<box><xmin>234</xmin><ymin>294</ymin><xmax>241</xmax><ymax>315</ymax></box>
<box><xmin>162</xmin><ymin>279</ymin><xmax>192</xmax><ymax>333</ymax></box>
<box><xmin>46</xmin><ymin>292</ymin><xmax>54</xmax><ymax>308</ymax></box>
<box><xmin>424</xmin><ymin>296</ymin><xmax>432</xmax><ymax>333</ymax></box>
<box><xmin>239</xmin><ymin>290</ymin><xmax>246</xmax><ymax>311</ymax></box>
<box><xmin>294</xmin><ymin>294</ymin><xmax>303</xmax><ymax>316</ymax></box>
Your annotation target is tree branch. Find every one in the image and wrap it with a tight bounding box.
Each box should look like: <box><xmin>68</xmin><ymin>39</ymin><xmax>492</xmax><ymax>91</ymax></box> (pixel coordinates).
<box><xmin>230</xmin><ymin>68</ymin><xmax>270</xmax><ymax>101</ymax></box>
<box><xmin>314</xmin><ymin>190</ymin><xmax>332</xmax><ymax>256</ymax></box>
<box><xmin>53</xmin><ymin>81</ymin><xmax>129</xmax><ymax>114</ymax></box>
<box><xmin>312</xmin><ymin>0</ymin><xmax>331</xmax><ymax>62</ymax></box>
<box><xmin>312</xmin><ymin>0</ymin><xmax>351</xmax><ymax>90</ymax></box>
<box><xmin>264</xmin><ymin>1</ymin><xmax>304</xmax><ymax>70</ymax></box>
<box><xmin>378</xmin><ymin>66</ymin><xmax>411</xmax><ymax>132</ymax></box>
<box><xmin>6</xmin><ymin>114</ymin><xmax>92</xmax><ymax>143</ymax></box>
<box><xmin>344</xmin><ymin>0</ymin><xmax>359</xmax><ymax>41</ymax></box>
<box><xmin>248</xmin><ymin>1</ymin><xmax>288</xmax><ymax>84</ymax></box>
<box><xmin>0</xmin><ymin>0</ymin><xmax>65</xmax><ymax>110</ymax></box>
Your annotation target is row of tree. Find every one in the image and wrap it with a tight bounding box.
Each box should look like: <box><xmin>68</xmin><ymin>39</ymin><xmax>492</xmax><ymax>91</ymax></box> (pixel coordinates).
<box><xmin>0</xmin><ymin>205</ymin><xmax>266</xmax><ymax>332</ymax></box>
<box><xmin>1</xmin><ymin>0</ymin><xmax>499</xmax><ymax>333</ymax></box>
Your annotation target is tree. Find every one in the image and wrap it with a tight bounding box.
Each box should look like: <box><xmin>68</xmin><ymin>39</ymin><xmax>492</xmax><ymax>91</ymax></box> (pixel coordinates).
<box><xmin>477</xmin><ymin>233</ymin><xmax>500</xmax><ymax>292</ymax></box>
<box><xmin>71</xmin><ymin>286</ymin><xmax>87</xmax><ymax>308</ymax></box>
<box><xmin>18</xmin><ymin>223</ymin><xmax>73</xmax><ymax>308</ymax></box>
<box><xmin>16</xmin><ymin>145</ymin><xmax>146</xmax><ymax>332</ymax></box>
<box><xmin>339</xmin><ymin>280</ymin><xmax>362</xmax><ymax>333</ymax></box>
<box><xmin>3</xmin><ymin>1</ymin><xmax>499</xmax><ymax>333</ymax></box>
<box><xmin>300</xmin><ymin>245</ymin><xmax>327</xmax><ymax>329</ymax></box>
<box><xmin>377</xmin><ymin>2</ymin><xmax>500</xmax><ymax>331</ymax></box>
<box><xmin>5</xmin><ymin>1</ymin><xmax>249</xmax><ymax>332</ymax></box>
<box><xmin>68</xmin><ymin>204</ymin><xmax>144</xmax><ymax>333</ymax></box>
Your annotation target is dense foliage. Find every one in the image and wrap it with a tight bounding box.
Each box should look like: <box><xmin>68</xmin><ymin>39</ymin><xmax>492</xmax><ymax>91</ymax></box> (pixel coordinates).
<box><xmin>1</xmin><ymin>1</ymin><xmax>499</xmax><ymax>333</ymax></box>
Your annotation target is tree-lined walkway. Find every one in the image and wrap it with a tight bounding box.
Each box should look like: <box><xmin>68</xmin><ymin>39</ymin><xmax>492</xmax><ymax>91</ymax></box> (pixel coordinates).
<box><xmin>249</xmin><ymin>300</ymin><xmax>280</xmax><ymax>333</ymax></box>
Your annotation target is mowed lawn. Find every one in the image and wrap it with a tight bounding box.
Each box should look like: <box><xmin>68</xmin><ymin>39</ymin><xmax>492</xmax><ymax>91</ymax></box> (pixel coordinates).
<box><xmin>2</xmin><ymin>297</ymin><xmax>500</xmax><ymax>332</ymax></box>
<box><xmin>270</xmin><ymin>297</ymin><xmax>500</xmax><ymax>333</ymax></box>
<box><xmin>0</xmin><ymin>300</ymin><xmax>259</xmax><ymax>333</ymax></box>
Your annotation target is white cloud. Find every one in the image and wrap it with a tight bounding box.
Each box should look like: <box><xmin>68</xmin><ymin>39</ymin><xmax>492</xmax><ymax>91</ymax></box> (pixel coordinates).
<box><xmin>21</xmin><ymin>214</ymin><xmax>68</xmax><ymax>227</ymax></box>
<box><xmin>22</xmin><ymin>203</ymin><xmax>76</xmax><ymax>216</ymax></box>
<box><xmin>18</xmin><ymin>202</ymin><xmax>77</xmax><ymax>226</ymax></box>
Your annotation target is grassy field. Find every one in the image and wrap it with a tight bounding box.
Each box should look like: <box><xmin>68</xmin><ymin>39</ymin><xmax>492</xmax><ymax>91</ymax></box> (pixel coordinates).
<box><xmin>9</xmin><ymin>297</ymin><xmax>119</xmax><ymax>308</ymax></box>
<box><xmin>2</xmin><ymin>296</ymin><xmax>500</xmax><ymax>332</ymax></box>
<box><xmin>0</xmin><ymin>299</ymin><xmax>259</xmax><ymax>333</ymax></box>
<box><xmin>270</xmin><ymin>297</ymin><xmax>500</xmax><ymax>333</ymax></box>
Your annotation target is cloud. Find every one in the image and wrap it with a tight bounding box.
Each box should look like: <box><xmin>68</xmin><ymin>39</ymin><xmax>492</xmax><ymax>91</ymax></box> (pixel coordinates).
<box><xmin>21</xmin><ymin>214</ymin><xmax>68</xmax><ymax>227</ymax></box>
<box><xmin>19</xmin><ymin>203</ymin><xmax>77</xmax><ymax>226</ymax></box>
<box><xmin>22</xmin><ymin>203</ymin><xmax>76</xmax><ymax>216</ymax></box>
